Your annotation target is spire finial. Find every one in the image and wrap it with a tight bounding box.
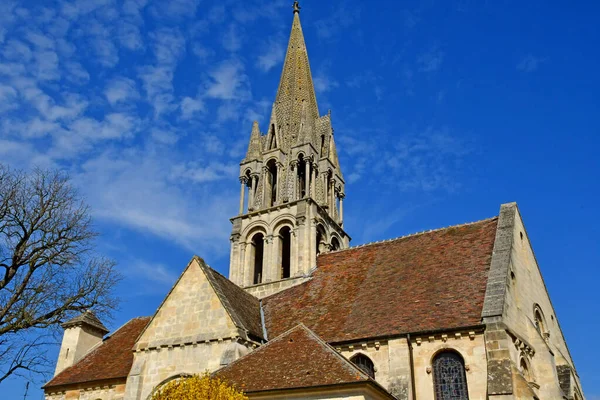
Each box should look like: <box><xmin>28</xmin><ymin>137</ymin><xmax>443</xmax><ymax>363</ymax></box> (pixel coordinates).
<box><xmin>293</xmin><ymin>1</ymin><xmax>300</xmax><ymax>14</ymax></box>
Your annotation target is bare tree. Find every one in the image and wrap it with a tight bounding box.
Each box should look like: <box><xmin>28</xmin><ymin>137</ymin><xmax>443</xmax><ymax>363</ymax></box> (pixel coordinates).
<box><xmin>0</xmin><ymin>164</ymin><xmax>120</xmax><ymax>384</ymax></box>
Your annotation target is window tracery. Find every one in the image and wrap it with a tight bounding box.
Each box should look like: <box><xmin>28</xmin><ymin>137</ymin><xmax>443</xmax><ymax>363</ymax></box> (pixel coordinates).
<box><xmin>432</xmin><ymin>351</ymin><xmax>469</xmax><ymax>400</ymax></box>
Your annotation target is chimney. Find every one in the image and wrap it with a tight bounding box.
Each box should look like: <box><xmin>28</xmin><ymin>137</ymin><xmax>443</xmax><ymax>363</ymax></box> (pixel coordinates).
<box><xmin>54</xmin><ymin>311</ymin><xmax>109</xmax><ymax>376</ymax></box>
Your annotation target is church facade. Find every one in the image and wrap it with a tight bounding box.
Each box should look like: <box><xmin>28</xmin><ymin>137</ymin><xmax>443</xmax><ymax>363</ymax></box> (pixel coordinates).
<box><xmin>44</xmin><ymin>3</ymin><xmax>585</xmax><ymax>400</ymax></box>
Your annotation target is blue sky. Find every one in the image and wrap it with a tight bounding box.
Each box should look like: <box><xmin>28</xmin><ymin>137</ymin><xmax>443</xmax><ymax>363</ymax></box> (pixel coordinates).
<box><xmin>1</xmin><ymin>0</ymin><xmax>598</xmax><ymax>398</ymax></box>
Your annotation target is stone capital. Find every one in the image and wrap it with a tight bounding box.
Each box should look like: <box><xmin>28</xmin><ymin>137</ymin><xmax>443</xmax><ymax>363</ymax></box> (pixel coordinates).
<box><xmin>239</xmin><ymin>176</ymin><xmax>249</xmax><ymax>184</ymax></box>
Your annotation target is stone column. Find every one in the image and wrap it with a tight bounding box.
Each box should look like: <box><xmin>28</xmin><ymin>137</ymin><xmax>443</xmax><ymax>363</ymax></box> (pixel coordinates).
<box><xmin>328</xmin><ymin>179</ymin><xmax>335</xmax><ymax>212</ymax></box>
<box><xmin>339</xmin><ymin>193</ymin><xmax>345</xmax><ymax>226</ymax></box>
<box><xmin>295</xmin><ymin>217</ymin><xmax>307</xmax><ymax>276</ymax></box>
<box><xmin>239</xmin><ymin>242</ymin><xmax>247</xmax><ymax>287</ymax></box>
<box><xmin>276</xmin><ymin>162</ymin><xmax>283</xmax><ymax>205</ymax></box>
<box><xmin>249</xmin><ymin>174</ymin><xmax>258</xmax><ymax>210</ymax></box>
<box><xmin>290</xmin><ymin>161</ymin><xmax>298</xmax><ymax>202</ymax></box>
<box><xmin>272</xmin><ymin>233</ymin><xmax>282</xmax><ymax>281</ymax></box>
<box><xmin>309</xmin><ymin>217</ymin><xmax>317</xmax><ymax>269</ymax></box>
<box><xmin>304</xmin><ymin>160</ymin><xmax>310</xmax><ymax>198</ymax></box>
<box><xmin>263</xmin><ymin>235</ymin><xmax>273</xmax><ymax>283</ymax></box>
<box><xmin>262</xmin><ymin>166</ymin><xmax>269</xmax><ymax>208</ymax></box>
<box><xmin>311</xmin><ymin>163</ymin><xmax>317</xmax><ymax>200</ymax></box>
<box><xmin>291</xmin><ymin>227</ymin><xmax>298</xmax><ymax>277</ymax></box>
<box><xmin>239</xmin><ymin>177</ymin><xmax>247</xmax><ymax>215</ymax></box>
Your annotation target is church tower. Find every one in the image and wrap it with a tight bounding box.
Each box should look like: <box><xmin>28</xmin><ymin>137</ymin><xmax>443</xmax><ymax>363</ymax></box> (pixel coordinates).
<box><xmin>229</xmin><ymin>2</ymin><xmax>349</xmax><ymax>292</ymax></box>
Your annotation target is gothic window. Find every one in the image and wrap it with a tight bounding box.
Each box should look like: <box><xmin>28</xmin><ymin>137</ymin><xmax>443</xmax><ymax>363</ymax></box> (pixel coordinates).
<box><xmin>533</xmin><ymin>304</ymin><xmax>548</xmax><ymax>339</ymax></box>
<box><xmin>279</xmin><ymin>226</ymin><xmax>292</xmax><ymax>279</ymax></box>
<box><xmin>297</xmin><ymin>155</ymin><xmax>307</xmax><ymax>198</ymax></box>
<box><xmin>432</xmin><ymin>351</ymin><xmax>469</xmax><ymax>400</ymax></box>
<box><xmin>520</xmin><ymin>355</ymin><xmax>533</xmax><ymax>382</ymax></box>
<box><xmin>251</xmin><ymin>233</ymin><xmax>264</xmax><ymax>285</ymax></box>
<box><xmin>331</xmin><ymin>237</ymin><xmax>340</xmax><ymax>251</ymax></box>
<box><xmin>316</xmin><ymin>225</ymin><xmax>326</xmax><ymax>256</ymax></box>
<box><xmin>266</xmin><ymin>160</ymin><xmax>278</xmax><ymax>207</ymax></box>
<box><xmin>351</xmin><ymin>354</ymin><xmax>375</xmax><ymax>379</ymax></box>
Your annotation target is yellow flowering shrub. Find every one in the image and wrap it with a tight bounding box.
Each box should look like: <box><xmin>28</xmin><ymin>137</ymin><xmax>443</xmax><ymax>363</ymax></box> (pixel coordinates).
<box><xmin>151</xmin><ymin>373</ymin><xmax>248</xmax><ymax>400</ymax></box>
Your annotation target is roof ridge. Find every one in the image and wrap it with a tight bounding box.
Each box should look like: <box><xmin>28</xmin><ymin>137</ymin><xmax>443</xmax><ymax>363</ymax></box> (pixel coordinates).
<box><xmin>325</xmin><ymin>216</ymin><xmax>499</xmax><ymax>255</ymax></box>
<box><xmin>298</xmin><ymin>324</ymin><xmax>371</xmax><ymax>381</ymax></box>
<box><xmin>198</xmin><ymin>260</ymin><xmax>263</xmax><ymax>340</ymax></box>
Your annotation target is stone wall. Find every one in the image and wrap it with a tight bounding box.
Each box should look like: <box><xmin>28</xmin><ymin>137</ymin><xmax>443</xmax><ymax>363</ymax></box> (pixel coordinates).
<box><xmin>244</xmin><ymin>276</ymin><xmax>311</xmax><ymax>299</ymax></box>
<box><xmin>336</xmin><ymin>331</ymin><xmax>486</xmax><ymax>400</ymax></box>
<box><xmin>483</xmin><ymin>203</ymin><xmax>585</xmax><ymax>399</ymax></box>
<box><xmin>411</xmin><ymin>331</ymin><xmax>487</xmax><ymax>400</ymax></box>
<box><xmin>125</xmin><ymin>258</ymin><xmax>255</xmax><ymax>400</ymax></box>
<box><xmin>45</xmin><ymin>382</ymin><xmax>126</xmax><ymax>400</ymax></box>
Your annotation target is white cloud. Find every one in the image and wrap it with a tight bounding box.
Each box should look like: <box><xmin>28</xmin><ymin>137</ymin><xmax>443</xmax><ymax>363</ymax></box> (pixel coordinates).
<box><xmin>138</xmin><ymin>65</ymin><xmax>175</xmax><ymax>117</ymax></box>
<box><xmin>222</xmin><ymin>24</ymin><xmax>242</xmax><ymax>53</ymax></box>
<box><xmin>64</xmin><ymin>61</ymin><xmax>90</xmax><ymax>84</ymax></box>
<box><xmin>93</xmin><ymin>37</ymin><xmax>119</xmax><ymax>68</ymax></box>
<box><xmin>204</xmin><ymin>59</ymin><xmax>251</xmax><ymax>101</ymax></box>
<box><xmin>25</xmin><ymin>31</ymin><xmax>55</xmax><ymax>49</ymax></box>
<box><xmin>127</xmin><ymin>259</ymin><xmax>178</xmax><ymax>285</ymax></box>
<box><xmin>0</xmin><ymin>84</ymin><xmax>18</xmax><ymax>112</ymax></box>
<box><xmin>117</xmin><ymin>21</ymin><xmax>144</xmax><ymax>50</ymax></box>
<box><xmin>314</xmin><ymin>74</ymin><xmax>339</xmax><ymax>94</ymax></box>
<box><xmin>180</xmin><ymin>96</ymin><xmax>204</xmax><ymax>119</ymax></box>
<box><xmin>170</xmin><ymin>162</ymin><xmax>238</xmax><ymax>184</ymax></box>
<box><xmin>150</xmin><ymin>28</ymin><xmax>185</xmax><ymax>65</ymax></box>
<box><xmin>105</xmin><ymin>77</ymin><xmax>138</xmax><ymax>105</ymax></box>
<box><xmin>257</xmin><ymin>37</ymin><xmax>285</xmax><ymax>72</ymax></box>
<box><xmin>3</xmin><ymin>40</ymin><xmax>33</xmax><ymax>61</ymax></box>
<box><xmin>75</xmin><ymin>149</ymin><xmax>237</xmax><ymax>253</ymax></box>
<box><xmin>61</xmin><ymin>0</ymin><xmax>114</xmax><ymax>20</ymax></box>
<box><xmin>150</xmin><ymin>0</ymin><xmax>199</xmax><ymax>20</ymax></box>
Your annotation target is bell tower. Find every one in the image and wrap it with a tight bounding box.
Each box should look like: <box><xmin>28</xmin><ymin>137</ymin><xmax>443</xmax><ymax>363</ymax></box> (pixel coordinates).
<box><xmin>229</xmin><ymin>2</ymin><xmax>349</xmax><ymax>293</ymax></box>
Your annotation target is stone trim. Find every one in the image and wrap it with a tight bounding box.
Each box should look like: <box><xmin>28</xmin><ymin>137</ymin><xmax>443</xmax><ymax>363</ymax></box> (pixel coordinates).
<box><xmin>481</xmin><ymin>202</ymin><xmax>517</xmax><ymax>319</ymax></box>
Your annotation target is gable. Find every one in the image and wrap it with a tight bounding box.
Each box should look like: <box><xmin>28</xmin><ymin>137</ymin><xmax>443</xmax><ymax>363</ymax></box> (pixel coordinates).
<box><xmin>216</xmin><ymin>324</ymin><xmax>375</xmax><ymax>393</ymax></box>
<box><xmin>263</xmin><ymin>218</ymin><xmax>498</xmax><ymax>343</ymax></box>
<box><xmin>135</xmin><ymin>257</ymin><xmax>261</xmax><ymax>350</ymax></box>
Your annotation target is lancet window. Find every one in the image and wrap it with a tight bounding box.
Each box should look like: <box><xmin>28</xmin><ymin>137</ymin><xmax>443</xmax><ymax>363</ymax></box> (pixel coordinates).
<box><xmin>279</xmin><ymin>226</ymin><xmax>292</xmax><ymax>279</ymax></box>
<box><xmin>250</xmin><ymin>233</ymin><xmax>264</xmax><ymax>285</ymax></box>
<box><xmin>432</xmin><ymin>351</ymin><xmax>469</xmax><ymax>400</ymax></box>
<box><xmin>265</xmin><ymin>160</ymin><xmax>278</xmax><ymax>207</ymax></box>
<box><xmin>297</xmin><ymin>155</ymin><xmax>307</xmax><ymax>198</ymax></box>
<box><xmin>331</xmin><ymin>237</ymin><xmax>340</xmax><ymax>251</ymax></box>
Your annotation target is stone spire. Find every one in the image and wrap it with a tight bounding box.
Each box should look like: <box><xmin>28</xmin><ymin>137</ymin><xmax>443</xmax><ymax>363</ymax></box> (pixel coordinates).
<box><xmin>230</xmin><ymin>2</ymin><xmax>350</xmax><ymax>292</ymax></box>
<box><xmin>245</xmin><ymin>121</ymin><xmax>262</xmax><ymax>161</ymax></box>
<box><xmin>272</xmin><ymin>4</ymin><xmax>319</xmax><ymax>151</ymax></box>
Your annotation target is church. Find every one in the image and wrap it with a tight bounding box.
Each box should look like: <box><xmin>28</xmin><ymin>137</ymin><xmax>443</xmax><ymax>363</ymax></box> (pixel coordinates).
<box><xmin>43</xmin><ymin>3</ymin><xmax>585</xmax><ymax>400</ymax></box>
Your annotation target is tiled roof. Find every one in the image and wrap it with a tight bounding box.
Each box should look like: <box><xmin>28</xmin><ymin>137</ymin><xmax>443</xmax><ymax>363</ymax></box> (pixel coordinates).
<box><xmin>199</xmin><ymin>259</ymin><xmax>264</xmax><ymax>340</ymax></box>
<box><xmin>216</xmin><ymin>324</ymin><xmax>377</xmax><ymax>393</ymax></box>
<box><xmin>263</xmin><ymin>218</ymin><xmax>499</xmax><ymax>343</ymax></box>
<box><xmin>44</xmin><ymin>317</ymin><xmax>150</xmax><ymax>388</ymax></box>
<box><xmin>62</xmin><ymin>310</ymin><xmax>109</xmax><ymax>334</ymax></box>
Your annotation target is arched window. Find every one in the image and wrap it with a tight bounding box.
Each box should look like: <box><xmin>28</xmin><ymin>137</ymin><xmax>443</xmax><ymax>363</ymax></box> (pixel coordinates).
<box><xmin>432</xmin><ymin>351</ymin><xmax>469</xmax><ymax>400</ymax></box>
<box><xmin>251</xmin><ymin>233</ymin><xmax>264</xmax><ymax>285</ymax></box>
<box><xmin>533</xmin><ymin>304</ymin><xmax>548</xmax><ymax>339</ymax></box>
<box><xmin>279</xmin><ymin>226</ymin><xmax>292</xmax><ymax>279</ymax></box>
<box><xmin>266</xmin><ymin>159</ymin><xmax>278</xmax><ymax>207</ymax></box>
<box><xmin>297</xmin><ymin>154</ymin><xmax>307</xmax><ymax>198</ymax></box>
<box><xmin>520</xmin><ymin>356</ymin><xmax>532</xmax><ymax>382</ymax></box>
<box><xmin>351</xmin><ymin>354</ymin><xmax>375</xmax><ymax>379</ymax></box>
<box><xmin>316</xmin><ymin>225</ymin><xmax>326</xmax><ymax>255</ymax></box>
<box><xmin>331</xmin><ymin>237</ymin><xmax>340</xmax><ymax>251</ymax></box>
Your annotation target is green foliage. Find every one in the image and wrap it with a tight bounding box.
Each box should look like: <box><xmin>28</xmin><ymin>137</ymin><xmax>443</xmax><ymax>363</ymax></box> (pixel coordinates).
<box><xmin>152</xmin><ymin>373</ymin><xmax>248</xmax><ymax>400</ymax></box>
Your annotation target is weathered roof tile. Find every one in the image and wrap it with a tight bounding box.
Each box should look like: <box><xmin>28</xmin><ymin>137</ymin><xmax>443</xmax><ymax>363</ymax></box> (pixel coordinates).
<box><xmin>263</xmin><ymin>218</ymin><xmax>498</xmax><ymax>343</ymax></box>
